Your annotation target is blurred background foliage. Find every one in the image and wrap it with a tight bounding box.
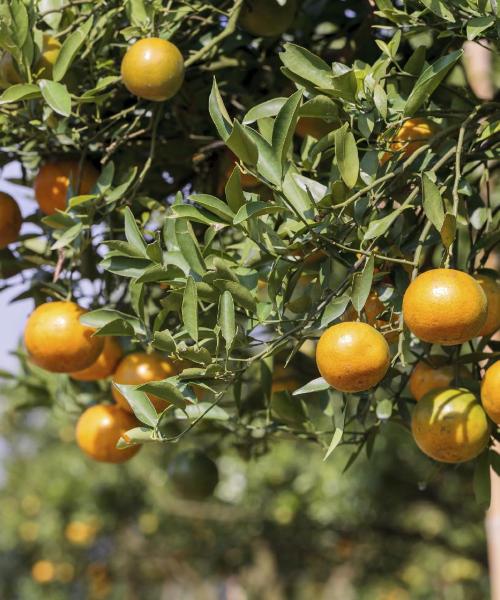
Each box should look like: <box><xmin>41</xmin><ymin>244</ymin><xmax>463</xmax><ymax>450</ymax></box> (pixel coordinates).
<box><xmin>0</xmin><ymin>402</ymin><xmax>490</xmax><ymax>600</ymax></box>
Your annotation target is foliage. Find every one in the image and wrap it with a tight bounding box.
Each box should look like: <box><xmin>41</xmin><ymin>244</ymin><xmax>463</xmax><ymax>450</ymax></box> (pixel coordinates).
<box><xmin>0</xmin><ymin>1</ymin><xmax>499</xmax><ymax>487</ymax></box>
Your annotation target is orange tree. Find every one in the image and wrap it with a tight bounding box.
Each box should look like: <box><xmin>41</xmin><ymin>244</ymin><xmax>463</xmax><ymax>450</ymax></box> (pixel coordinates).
<box><xmin>0</xmin><ymin>1</ymin><xmax>499</xmax><ymax>498</ymax></box>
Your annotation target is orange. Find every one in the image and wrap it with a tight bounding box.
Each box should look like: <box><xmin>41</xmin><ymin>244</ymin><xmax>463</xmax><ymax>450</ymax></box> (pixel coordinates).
<box><xmin>343</xmin><ymin>291</ymin><xmax>399</xmax><ymax>343</ymax></box>
<box><xmin>475</xmin><ymin>269</ymin><xmax>500</xmax><ymax>337</ymax></box>
<box><xmin>240</xmin><ymin>0</ymin><xmax>298</xmax><ymax>37</ymax></box>
<box><xmin>70</xmin><ymin>337</ymin><xmax>123</xmax><ymax>381</ymax></box>
<box><xmin>65</xmin><ymin>520</ymin><xmax>97</xmax><ymax>546</ymax></box>
<box><xmin>31</xmin><ymin>560</ymin><xmax>55</xmax><ymax>584</ymax></box>
<box><xmin>112</xmin><ymin>351</ymin><xmax>178</xmax><ymax>413</ymax></box>
<box><xmin>168</xmin><ymin>450</ymin><xmax>219</xmax><ymax>500</ymax></box>
<box><xmin>121</xmin><ymin>38</ymin><xmax>184</xmax><ymax>101</ymax></box>
<box><xmin>403</xmin><ymin>269</ymin><xmax>487</xmax><ymax>345</ymax></box>
<box><xmin>218</xmin><ymin>150</ymin><xmax>260</xmax><ymax>195</ymax></box>
<box><xmin>0</xmin><ymin>191</ymin><xmax>22</xmax><ymax>248</ymax></box>
<box><xmin>481</xmin><ymin>361</ymin><xmax>500</xmax><ymax>424</ymax></box>
<box><xmin>295</xmin><ymin>117</ymin><xmax>334</xmax><ymax>140</ymax></box>
<box><xmin>412</xmin><ymin>387</ymin><xmax>490</xmax><ymax>463</ymax></box>
<box><xmin>24</xmin><ymin>301</ymin><xmax>104</xmax><ymax>373</ymax></box>
<box><xmin>408</xmin><ymin>355</ymin><xmax>471</xmax><ymax>401</ymax></box>
<box><xmin>381</xmin><ymin>118</ymin><xmax>440</xmax><ymax>164</ymax></box>
<box><xmin>0</xmin><ymin>35</ymin><xmax>60</xmax><ymax>87</ymax></box>
<box><xmin>316</xmin><ymin>322</ymin><xmax>390</xmax><ymax>392</ymax></box>
<box><xmin>34</xmin><ymin>160</ymin><xmax>99</xmax><ymax>215</ymax></box>
<box><xmin>76</xmin><ymin>403</ymin><xmax>140</xmax><ymax>463</ymax></box>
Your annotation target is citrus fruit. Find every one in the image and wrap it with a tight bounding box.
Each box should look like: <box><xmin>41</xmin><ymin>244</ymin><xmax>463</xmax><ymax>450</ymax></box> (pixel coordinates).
<box><xmin>474</xmin><ymin>269</ymin><xmax>500</xmax><ymax>337</ymax></box>
<box><xmin>316</xmin><ymin>321</ymin><xmax>390</xmax><ymax>392</ymax></box>
<box><xmin>270</xmin><ymin>364</ymin><xmax>307</xmax><ymax>423</ymax></box>
<box><xmin>343</xmin><ymin>291</ymin><xmax>399</xmax><ymax>343</ymax></box>
<box><xmin>31</xmin><ymin>560</ymin><xmax>55</xmax><ymax>584</ymax></box>
<box><xmin>0</xmin><ymin>191</ymin><xmax>22</xmax><ymax>248</ymax></box>
<box><xmin>34</xmin><ymin>159</ymin><xmax>99</xmax><ymax>215</ymax></box>
<box><xmin>240</xmin><ymin>0</ymin><xmax>298</xmax><ymax>37</ymax></box>
<box><xmin>295</xmin><ymin>117</ymin><xmax>334</xmax><ymax>140</ymax></box>
<box><xmin>402</xmin><ymin>269</ymin><xmax>487</xmax><ymax>345</ymax></box>
<box><xmin>218</xmin><ymin>150</ymin><xmax>260</xmax><ymax>195</ymax></box>
<box><xmin>70</xmin><ymin>337</ymin><xmax>123</xmax><ymax>381</ymax></box>
<box><xmin>381</xmin><ymin>118</ymin><xmax>440</xmax><ymax>164</ymax></box>
<box><xmin>271</xmin><ymin>364</ymin><xmax>302</xmax><ymax>393</ymax></box>
<box><xmin>168</xmin><ymin>449</ymin><xmax>219</xmax><ymax>500</ymax></box>
<box><xmin>121</xmin><ymin>38</ymin><xmax>184</xmax><ymax>101</ymax></box>
<box><xmin>24</xmin><ymin>301</ymin><xmax>104</xmax><ymax>373</ymax></box>
<box><xmin>75</xmin><ymin>404</ymin><xmax>140</xmax><ymax>463</ymax></box>
<box><xmin>0</xmin><ymin>35</ymin><xmax>60</xmax><ymax>87</ymax></box>
<box><xmin>481</xmin><ymin>361</ymin><xmax>500</xmax><ymax>424</ymax></box>
<box><xmin>65</xmin><ymin>520</ymin><xmax>97</xmax><ymax>546</ymax></box>
<box><xmin>408</xmin><ymin>355</ymin><xmax>471</xmax><ymax>401</ymax></box>
<box><xmin>112</xmin><ymin>351</ymin><xmax>178</xmax><ymax>413</ymax></box>
<box><xmin>412</xmin><ymin>387</ymin><xmax>490</xmax><ymax>463</ymax></box>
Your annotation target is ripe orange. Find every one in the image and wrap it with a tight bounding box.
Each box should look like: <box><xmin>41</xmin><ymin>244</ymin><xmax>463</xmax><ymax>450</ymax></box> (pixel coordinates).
<box><xmin>31</xmin><ymin>560</ymin><xmax>55</xmax><ymax>584</ymax></box>
<box><xmin>381</xmin><ymin>118</ymin><xmax>440</xmax><ymax>164</ymax></box>
<box><xmin>24</xmin><ymin>301</ymin><xmax>104</xmax><ymax>373</ymax></box>
<box><xmin>408</xmin><ymin>355</ymin><xmax>470</xmax><ymax>401</ymax></box>
<box><xmin>76</xmin><ymin>403</ymin><xmax>140</xmax><ymax>463</ymax></box>
<box><xmin>112</xmin><ymin>351</ymin><xmax>178</xmax><ymax>412</ymax></box>
<box><xmin>0</xmin><ymin>191</ymin><xmax>22</xmax><ymax>248</ymax></box>
<box><xmin>295</xmin><ymin>117</ymin><xmax>334</xmax><ymax>140</ymax></box>
<box><xmin>0</xmin><ymin>35</ymin><xmax>60</xmax><ymax>87</ymax></box>
<box><xmin>343</xmin><ymin>291</ymin><xmax>399</xmax><ymax>343</ymax></box>
<box><xmin>121</xmin><ymin>38</ymin><xmax>184</xmax><ymax>101</ymax></box>
<box><xmin>218</xmin><ymin>150</ymin><xmax>260</xmax><ymax>195</ymax></box>
<box><xmin>316</xmin><ymin>321</ymin><xmax>390</xmax><ymax>392</ymax></box>
<box><xmin>412</xmin><ymin>387</ymin><xmax>490</xmax><ymax>463</ymax></box>
<box><xmin>403</xmin><ymin>269</ymin><xmax>487</xmax><ymax>345</ymax></box>
<box><xmin>70</xmin><ymin>337</ymin><xmax>123</xmax><ymax>382</ymax></box>
<box><xmin>475</xmin><ymin>270</ymin><xmax>500</xmax><ymax>337</ymax></box>
<box><xmin>481</xmin><ymin>361</ymin><xmax>500</xmax><ymax>424</ymax></box>
<box><xmin>34</xmin><ymin>160</ymin><xmax>99</xmax><ymax>215</ymax></box>
<box><xmin>168</xmin><ymin>449</ymin><xmax>219</xmax><ymax>500</ymax></box>
<box><xmin>65</xmin><ymin>520</ymin><xmax>97</xmax><ymax>546</ymax></box>
<box><xmin>240</xmin><ymin>0</ymin><xmax>298</xmax><ymax>37</ymax></box>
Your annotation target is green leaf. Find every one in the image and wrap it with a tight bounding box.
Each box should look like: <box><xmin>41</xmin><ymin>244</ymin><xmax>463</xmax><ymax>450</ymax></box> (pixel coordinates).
<box><xmin>138</xmin><ymin>380</ymin><xmax>189</xmax><ymax>409</ymax></box>
<box><xmin>218</xmin><ymin>290</ymin><xmax>236</xmax><ymax>349</ymax></box>
<box><xmin>243</xmin><ymin>97</ymin><xmax>287</xmax><ymax>124</ymax></box>
<box><xmin>363</xmin><ymin>205</ymin><xmax>411</xmax><ymax>240</ymax></box>
<box><xmin>376</xmin><ymin>398</ymin><xmax>393</xmax><ymax>420</ymax></box>
<box><xmin>233</xmin><ymin>202</ymin><xmax>285</xmax><ymax>224</ymax></box>
<box><xmin>80</xmin><ymin>308</ymin><xmax>145</xmax><ymax>336</ymax></box>
<box><xmin>473</xmin><ymin>452</ymin><xmax>491</xmax><ymax>508</ymax></box>
<box><xmin>0</xmin><ymin>83</ymin><xmax>40</xmax><ymax>104</ymax></box>
<box><xmin>404</xmin><ymin>50</ymin><xmax>463</xmax><ymax>116</ymax></box>
<box><xmin>293</xmin><ymin>377</ymin><xmax>330</xmax><ymax>396</ymax></box>
<box><xmin>113</xmin><ymin>384</ymin><xmax>159</xmax><ymax>426</ymax></box>
<box><xmin>188</xmin><ymin>194</ymin><xmax>235</xmax><ymax>222</ymax></box>
<box><xmin>422</xmin><ymin>172</ymin><xmax>445</xmax><ymax>231</ymax></box>
<box><xmin>52</xmin><ymin>17</ymin><xmax>93</xmax><ymax>81</ymax></box>
<box><xmin>226</xmin><ymin>120</ymin><xmax>259</xmax><ymax>167</ymax></box>
<box><xmin>467</xmin><ymin>16</ymin><xmax>495</xmax><ymax>40</ymax></box>
<box><xmin>213</xmin><ymin>279</ymin><xmax>256</xmax><ymax>312</ymax></box>
<box><xmin>175</xmin><ymin>403</ymin><xmax>230</xmax><ymax>421</ymax></box>
<box><xmin>117</xmin><ymin>427</ymin><xmax>154</xmax><ymax>448</ymax></box>
<box><xmin>174</xmin><ymin>218</ymin><xmax>206</xmax><ymax>275</ymax></box>
<box><xmin>335</xmin><ymin>125</ymin><xmax>359</xmax><ymax>189</ymax></box>
<box><xmin>440</xmin><ymin>213</ymin><xmax>456</xmax><ymax>250</ymax></box>
<box><xmin>324</xmin><ymin>397</ymin><xmax>345</xmax><ymax>460</ymax></box>
<box><xmin>100</xmin><ymin>256</ymin><xmax>151</xmax><ymax>278</ymax></box>
<box><xmin>280</xmin><ymin>43</ymin><xmax>332</xmax><ymax>89</ymax></box>
<box><xmin>272</xmin><ymin>89</ymin><xmax>303</xmax><ymax>171</ymax></box>
<box><xmin>39</xmin><ymin>79</ymin><xmax>71</xmax><ymax>116</ymax></box>
<box><xmin>209</xmin><ymin>78</ymin><xmax>232</xmax><ymax>141</ymax></box>
<box><xmin>123</xmin><ymin>206</ymin><xmax>147</xmax><ymax>256</ymax></box>
<box><xmin>50</xmin><ymin>223</ymin><xmax>83</xmax><ymax>250</ymax></box>
<box><xmin>182</xmin><ymin>276</ymin><xmax>198</xmax><ymax>342</ymax></box>
<box><xmin>171</xmin><ymin>204</ymin><xmax>224</xmax><ymax>226</ymax></box>
<box><xmin>419</xmin><ymin>0</ymin><xmax>456</xmax><ymax>22</ymax></box>
<box><xmin>320</xmin><ymin>294</ymin><xmax>350</xmax><ymax>327</ymax></box>
<box><xmin>225</xmin><ymin>167</ymin><xmax>245</xmax><ymax>213</ymax></box>
<box><xmin>351</xmin><ymin>255</ymin><xmax>375</xmax><ymax>313</ymax></box>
